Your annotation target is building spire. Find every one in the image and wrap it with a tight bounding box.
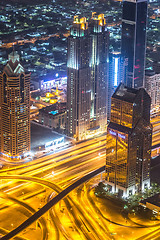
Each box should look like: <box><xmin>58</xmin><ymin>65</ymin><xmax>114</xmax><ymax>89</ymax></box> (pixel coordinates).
<box><xmin>4</xmin><ymin>51</ymin><xmax>24</xmax><ymax>76</ymax></box>
<box><xmin>12</xmin><ymin>43</ymin><xmax>15</xmax><ymax>55</ymax></box>
<box><xmin>8</xmin><ymin>50</ymin><xmax>20</xmax><ymax>63</ymax></box>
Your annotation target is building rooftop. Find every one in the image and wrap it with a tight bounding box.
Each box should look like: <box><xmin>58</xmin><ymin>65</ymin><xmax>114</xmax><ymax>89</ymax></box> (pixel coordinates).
<box><xmin>39</xmin><ymin>103</ymin><xmax>66</xmax><ymax>117</ymax></box>
<box><xmin>112</xmin><ymin>83</ymin><xmax>139</xmax><ymax>103</ymax></box>
<box><xmin>108</xmin><ymin>121</ymin><xmax>132</xmax><ymax>135</ymax></box>
<box><xmin>31</xmin><ymin>121</ymin><xmax>66</xmax><ymax>150</ymax></box>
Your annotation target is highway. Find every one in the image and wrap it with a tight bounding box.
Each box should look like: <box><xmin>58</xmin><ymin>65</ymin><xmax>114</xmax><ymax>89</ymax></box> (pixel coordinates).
<box><xmin>1</xmin><ymin>166</ymin><xmax>105</xmax><ymax>240</ymax></box>
<box><xmin>0</xmin><ymin>136</ymin><xmax>107</xmax><ymax>240</ymax></box>
<box><xmin>0</xmin><ymin>131</ymin><xmax>160</xmax><ymax>240</ymax></box>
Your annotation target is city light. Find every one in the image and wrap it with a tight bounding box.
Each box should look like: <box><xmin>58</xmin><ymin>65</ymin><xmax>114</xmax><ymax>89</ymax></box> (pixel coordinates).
<box><xmin>114</xmin><ymin>57</ymin><xmax>118</xmax><ymax>87</ymax></box>
<box><xmin>0</xmin><ymin>0</ymin><xmax>159</xmax><ymax>239</ymax></box>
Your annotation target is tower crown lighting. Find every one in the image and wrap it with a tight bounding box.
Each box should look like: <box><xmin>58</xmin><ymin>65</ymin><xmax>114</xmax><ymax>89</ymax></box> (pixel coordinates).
<box><xmin>73</xmin><ymin>16</ymin><xmax>86</xmax><ymax>24</ymax></box>
<box><xmin>92</xmin><ymin>12</ymin><xmax>106</xmax><ymax>26</ymax></box>
<box><xmin>4</xmin><ymin>51</ymin><xmax>24</xmax><ymax>76</ymax></box>
<box><xmin>8</xmin><ymin>51</ymin><xmax>20</xmax><ymax>63</ymax></box>
<box><xmin>73</xmin><ymin>16</ymin><xmax>88</xmax><ymax>30</ymax></box>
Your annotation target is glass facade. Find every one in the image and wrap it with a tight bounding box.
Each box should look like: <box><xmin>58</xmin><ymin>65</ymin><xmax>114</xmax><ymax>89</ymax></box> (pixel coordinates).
<box><xmin>121</xmin><ymin>0</ymin><xmax>148</xmax><ymax>89</ymax></box>
<box><xmin>111</xmin><ymin>99</ymin><xmax>133</xmax><ymax>128</ymax></box>
<box><xmin>106</xmin><ymin>83</ymin><xmax>152</xmax><ymax>196</ymax></box>
<box><xmin>106</xmin><ymin>129</ymin><xmax>128</xmax><ymax>189</ymax></box>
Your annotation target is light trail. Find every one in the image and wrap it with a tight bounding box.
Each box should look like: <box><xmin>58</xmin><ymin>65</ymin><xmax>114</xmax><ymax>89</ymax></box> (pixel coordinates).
<box><xmin>0</xmin><ymin>166</ymin><xmax>105</xmax><ymax>240</ymax></box>
<box><xmin>0</xmin><ymin>136</ymin><xmax>106</xmax><ymax>175</ymax></box>
<box><xmin>0</xmin><ymin>131</ymin><xmax>160</xmax><ymax>240</ymax></box>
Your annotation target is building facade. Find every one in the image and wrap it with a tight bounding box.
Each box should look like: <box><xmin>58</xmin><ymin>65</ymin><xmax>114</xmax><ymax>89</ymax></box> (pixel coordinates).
<box><xmin>145</xmin><ymin>70</ymin><xmax>160</xmax><ymax>112</ymax></box>
<box><xmin>0</xmin><ymin>52</ymin><xmax>30</xmax><ymax>160</ymax></box>
<box><xmin>39</xmin><ymin>104</ymin><xmax>66</xmax><ymax>131</ymax></box>
<box><xmin>67</xmin><ymin>16</ymin><xmax>90</xmax><ymax>141</ymax></box>
<box><xmin>67</xmin><ymin>14</ymin><xmax>109</xmax><ymax>140</ymax></box>
<box><xmin>106</xmin><ymin>83</ymin><xmax>152</xmax><ymax>197</ymax></box>
<box><xmin>107</xmin><ymin>52</ymin><xmax>128</xmax><ymax>120</ymax></box>
<box><xmin>121</xmin><ymin>0</ymin><xmax>148</xmax><ymax>89</ymax></box>
<box><xmin>89</xmin><ymin>13</ymin><xmax>109</xmax><ymax>134</ymax></box>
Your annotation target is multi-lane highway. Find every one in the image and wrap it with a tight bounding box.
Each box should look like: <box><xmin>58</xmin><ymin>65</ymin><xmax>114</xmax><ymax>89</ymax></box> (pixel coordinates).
<box><xmin>0</xmin><ymin>136</ymin><xmax>107</xmax><ymax>239</ymax></box>
<box><xmin>0</xmin><ymin>131</ymin><xmax>160</xmax><ymax>240</ymax></box>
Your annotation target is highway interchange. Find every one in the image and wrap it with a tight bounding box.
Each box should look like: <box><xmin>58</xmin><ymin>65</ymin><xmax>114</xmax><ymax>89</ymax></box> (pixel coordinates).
<box><xmin>0</xmin><ymin>115</ymin><xmax>160</xmax><ymax>240</ymax></box>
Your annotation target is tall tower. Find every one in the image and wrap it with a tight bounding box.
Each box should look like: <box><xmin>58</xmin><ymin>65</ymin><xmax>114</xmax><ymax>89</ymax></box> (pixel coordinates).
<box><xmin>67</xmin><ymin>14</ymin><xmax>109</xmax><ymax>140</ymax></box>
<box><xmin>107</xmin><ymin>52</ymin><xmax>128</xmax><ymax>120</ymax></box>
<box><xmin>67</xmin><ymin>16</ymin><xmax>90</xmax><ymax>140</ymax></box>
<box><xmin>121</xmin><ymin>0</ymin><xmax>148</xmax><ymax>89</ymax></box>
<box><xmin>0</xmin><ymin>51</ymin><xmax>30</xmax><ymax>160</ymax></box>
<box><xmin>89</xmin><ymin>13</ymin><xmax>109</xmax><ymax>133</ymax></box>
<box><xmin>106</xmin><ymin>83</ymin><xmax>152</xmax><ymax>197</ymax></box>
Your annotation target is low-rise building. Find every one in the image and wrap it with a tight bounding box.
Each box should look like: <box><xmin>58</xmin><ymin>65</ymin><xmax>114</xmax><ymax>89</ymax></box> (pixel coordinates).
<box><xmin>31</xmin><ymin>121</ymin><xmax>66</xmax><ymax>152</ymax></box>
<box><xmin>38</xmin><ymin>103</ymin><xmax>66</xmax><ymax>132</ymax></box>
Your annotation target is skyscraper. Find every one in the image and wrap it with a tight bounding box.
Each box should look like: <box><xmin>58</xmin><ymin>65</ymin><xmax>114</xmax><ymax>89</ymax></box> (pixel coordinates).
<box><xmin>106</xmin><ymin>83</ymin><xmax>152</xmax><ymax>197</ymax></box>
<box><xmin>0</xmin><ymin>51</ymin><xmax>30</xmax><ymax>160</ymax></box>
<box><xmin>67</xmin><ymin>14</ymin><xmax>109</xmax><ymax>140</ymax></box>
<box><xmin>107</xmin><ymin>52</ymin><xmax>128</xmax><ymax>120</ymax></box>
<box><xmin>67</xmin><ymin>16</ymin><xmax>91</xmax><ymax>141</ymax></box>
<box><xmin>121</xmin><ymin>0</ymin><xmax>148</xmax><ymax>89</ymax></box>
<box><xmin>89</xmin><ymin>13</ymin><xmax>109</xmax><ymax>134</ymax></box>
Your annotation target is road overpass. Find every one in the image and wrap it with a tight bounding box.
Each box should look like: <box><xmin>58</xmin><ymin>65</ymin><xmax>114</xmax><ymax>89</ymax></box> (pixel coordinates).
<box><xmin>1</xmin><ymin>166</ymin><xmax>105</xmax><ymax>240</ymax></box>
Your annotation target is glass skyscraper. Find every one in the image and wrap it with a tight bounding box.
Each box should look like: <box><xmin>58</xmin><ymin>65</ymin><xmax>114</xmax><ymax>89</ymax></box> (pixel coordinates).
<box><xmin>108</xmin><ymin>52</ymin><xmax>128</xmax><ymax>120</ymax></box>
<box><xmin>121</xmin><ymin>0</ymin><xmax>148</xmax><ymax>89</ymax></box>
<box><xmin>106</xmin><ymin>83</ymin><xmax>152</xmax><ymax>197</ymax></box>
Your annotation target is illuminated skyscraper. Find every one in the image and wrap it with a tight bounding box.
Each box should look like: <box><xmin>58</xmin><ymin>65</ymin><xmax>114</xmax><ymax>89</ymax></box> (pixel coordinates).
<box><xmin>121</xmin><ymin>0</ymin><xmax>148</xmax><ymax>88</ymax></box>
<box><xmin>0</xmin><ymin>51</ymin><xmax>30</xmax><ymax>160</ymax></box>
<box><xmin>67</xmin><ymin>16</ymin><xmax>90</xmax><ymax>140</ymax></box>
<box><xmin>106</xmin><ymin>83</ymin><xmax>152</xmax><ymax>197</ymax></box>
<box><xmin>89</xmin><ymin>13</ymin><xmax>109</xmax><ymax>135</ymax></box>
<box><xmin>108</xmin><ymin>52</ymin><xmax>127</xmax><ymax>119</ymax></box>
<box><xmin>67</xmin><ymin>14</ymin><xmax>109</xmax><ymax>140</ymax></box>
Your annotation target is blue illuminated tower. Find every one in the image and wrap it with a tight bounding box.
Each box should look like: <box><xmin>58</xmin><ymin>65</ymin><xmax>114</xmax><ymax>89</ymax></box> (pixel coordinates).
<box><xmin>121</xmin><ymin>0</ymin><xmax>148</xmax><ymax>88</ymax></box>
<box><xmin>107</xmin><ymin>52</ymin><xmax>127</xmax><ymax>119</ymax></box>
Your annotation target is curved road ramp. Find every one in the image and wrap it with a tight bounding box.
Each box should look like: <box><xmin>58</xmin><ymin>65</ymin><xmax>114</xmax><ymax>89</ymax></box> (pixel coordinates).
<box><xmin>1</xmin><ymin>166</ymin><xmax>105</xmax><ymax>240</ymax></box>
